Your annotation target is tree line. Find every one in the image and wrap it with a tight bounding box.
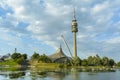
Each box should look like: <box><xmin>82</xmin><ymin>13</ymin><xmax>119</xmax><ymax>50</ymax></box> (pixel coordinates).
<box><xmin>10</xmin><ymin>52</ymin><xmax>120</xmax><ymax>67</ymax></box>
<box><xmin>80</xmin><ymin>54</ymin><xmax>115</xmax><ymax>67</ymax></box>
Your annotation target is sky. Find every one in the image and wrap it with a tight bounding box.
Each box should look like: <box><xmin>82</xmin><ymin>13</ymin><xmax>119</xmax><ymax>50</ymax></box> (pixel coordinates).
<box><xmin>0</xmin><ymin>0</ymin><xmax>120</xmax><ymax>61</ymax></box>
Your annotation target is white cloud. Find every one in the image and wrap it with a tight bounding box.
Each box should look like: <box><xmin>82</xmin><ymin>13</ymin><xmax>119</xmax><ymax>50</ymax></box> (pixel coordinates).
<box><xmin>80</xmin><ymin>7</ymin><xmax>87</xmax><ymax>12</ymax></box>
<box><xmin>1</xmin><ymin>0</ymin><xmax>120</xmax><ymax>61</ymax></box>
<box><xmin>106</xmin><ymin>37</ymin><xmax>120</xmax><ymax>44</ymax></box>
<box><xmin>91</xmin><ymin>1</ymin><xmax>109</xmax><ymax>14</ymax></box>
<box><xmin>77</xmin><ymin>32</ymin><xmax>88</xmax><ymax>39</ymax></box>
<box><xmin>0</xmin><ymin>28</ymin><xmax>23</xmax><ymax>47</ymax></box>
<box><xmin>26</xmin><ymin>21</ymin><xmax>45</xmax><ymax>34</ymax></box>
<box><xmin>45</xmin><ymin>2</ymin><xmax>71</xmax><ymax>17</ymax></box>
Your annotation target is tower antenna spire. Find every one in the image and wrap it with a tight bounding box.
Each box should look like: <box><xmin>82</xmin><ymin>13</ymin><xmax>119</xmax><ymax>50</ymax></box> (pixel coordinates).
<box><xmin>73</xmin><ymin>8</ymin><xmax>76</xmax><ymax>20</ymax></box>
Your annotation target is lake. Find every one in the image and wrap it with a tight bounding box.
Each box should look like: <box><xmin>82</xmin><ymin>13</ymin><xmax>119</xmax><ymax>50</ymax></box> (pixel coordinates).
<box><xmin>0</xmin><ymin>67</ymin><xmax>120</xmax><ymax>80</ymax></box>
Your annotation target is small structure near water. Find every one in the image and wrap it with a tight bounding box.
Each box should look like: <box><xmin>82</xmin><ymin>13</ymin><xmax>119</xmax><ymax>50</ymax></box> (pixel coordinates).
<box><xmin>0</xmin><ymin>54</ymin><xmax>11</xmax><ymax>62</ymax></box>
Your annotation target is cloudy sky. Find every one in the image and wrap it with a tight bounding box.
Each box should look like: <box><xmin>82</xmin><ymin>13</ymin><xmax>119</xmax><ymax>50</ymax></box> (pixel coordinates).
<box><xmin>0</xmin><ymin>0</ymin><xmax>120</xmax><ymax>61</ymax></box>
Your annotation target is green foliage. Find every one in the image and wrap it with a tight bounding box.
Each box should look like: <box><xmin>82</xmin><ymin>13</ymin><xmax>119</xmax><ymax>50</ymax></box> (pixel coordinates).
<box><xmin>31</xmin><ymin>52</ymin><xmax>52</xmax><ymax>63</ymax></box>
<box><xmin>33</xmin><ymin>63</ymin><xmax>61</xmax><ymax>68</ymax></box>
<box><xmin>11</xmin><ymin>53</ymin><xmax>28</xmax><ymax>65</ymax></box>
<box><xmin>72</xmin><ymin>57</ymin><xmax>81</xmax><ymax>66</ymax></box>
<box><xmin>117</xmin><ymin>62</ymin><xmax>120</xmax><ymax>67</ymax></box>
<box><xmin>11</xmin><ymin>53</ymin><xmax>21</xmax><ymax>60</ymax></box>
<box><xmin>15</xmin><ymin>57</ymin><xmax>24</xmax><ymax>64</ymax></box>
<box><xmin>109</xmin><ymin>59</ymin><xmax>115</xmax><ymax>67</ymax></box>
<box><xmin>80</xmin><ymin>55</ymin><xmax>115</xmax><ymax>67</ymax></box>
<box><xmin>101</xmin><ymin>57</ymin><xmax>109</xmax><ymax>66</ymax></box>
<box><xmin>87</xmin><ymin>56</ymin><xmax>94</xmax><ymax>66</ymax></box>
<box><xmin>81</xmin><ymin>59</ymin><xmax>88</xmax><ymax>66</ymax></box>
<box><xmin>31</xmin><ymin>52</ymin><xmax>39</xmax><ymax>60</ymax></box>
<box><xmin>38</xmin><ymin>54</ymin><xmax>52</xmax><ymax>63</ymax></box>
<box><xmin>0</xmin><ymin>59</ymin><xmax>18</xmax><ymax>66</ymax></box>
<box><xmin>87</xmin><ymin>55</ymin><xmax>101</xmax><ymax>66</ymax></box>
<box><xmin>22</xmin><ymin>54</ymin><xmax>27</xmax><ymax>60</ymax></box>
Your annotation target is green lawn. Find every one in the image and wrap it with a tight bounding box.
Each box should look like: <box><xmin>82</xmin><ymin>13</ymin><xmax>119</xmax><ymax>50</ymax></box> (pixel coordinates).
<box><xmin>0</xmin><ymin>60</ymin><xmax>19</xmax><ymax>67</ymax></box>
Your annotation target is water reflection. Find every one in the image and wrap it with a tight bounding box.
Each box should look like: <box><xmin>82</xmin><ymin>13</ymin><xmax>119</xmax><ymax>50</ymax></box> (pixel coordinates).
<box><xmin>0</xmin><ymin>67</ymin><xmax>119</xmax><ymax>80</ymax></box>
<box><xmin>29</xmin><ymin>68</ymin><xmax>69</xmax><ymax>80</ymax></box>
<box><xmin>0</xmin><ymin>67</ymin><xmax>28</xmax><ymax>79</ymax></box>
<box><xmin>72</xmin><ymin>71</ymin><xmax>79</xmax><ymax>80</ymax></box>
<box><xmin>9</xmin><ymin>71</ymin><xmax>25</xmax><ymax>79</ymax></box>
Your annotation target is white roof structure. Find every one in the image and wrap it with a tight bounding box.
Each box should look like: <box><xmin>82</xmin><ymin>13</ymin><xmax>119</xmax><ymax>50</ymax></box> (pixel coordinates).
<box><xmin>49</xmin><ymin>46</ymin><xmax>67</xmax><ymax>61</ymax></box>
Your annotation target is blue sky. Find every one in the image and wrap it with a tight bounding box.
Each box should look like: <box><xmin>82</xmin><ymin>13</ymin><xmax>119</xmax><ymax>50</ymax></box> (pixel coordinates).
<box><xmin>0</xmin><ymin>0</ymin><xmax>120</xmax><ymax>61</ymax></box>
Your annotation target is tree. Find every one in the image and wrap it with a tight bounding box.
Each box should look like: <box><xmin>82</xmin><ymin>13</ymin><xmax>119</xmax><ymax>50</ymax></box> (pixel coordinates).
<box><xmin>102</xmin><ymin>57</ymin><xmax>109</xmax><ymax>66</ymax></box>
<box><xmin>81</xmin><ymin>59</ymin><xmax>88</xmax><ymax>66</ymax></box>
<box><xmin>31</xmin><ymin>52</ymin><xmax>39</xmax><ymax>60</ymax></box>
<box><xmin>11</xmin><ymin>53</ymin><xmax>21</xmax><ymax>60</ymax></box>
<box><xmin>95</xmin><ymin>55</ymin><xmax>102</xmax><ymax>66</ymax></box>
<box><xmin>22</xmin><ymin>54</ymin><xmax>27</xmax><ymax>60</ymax></box>
<box><xmin>92</xmin><ymin>56</ymin><xmax>102</xmax><ymax>66</ymax></box>
<box><xmin>16</xmin><ymin>57</ymin><xmax>24</xmax><ymax>64</ymax></box>
<box><xmin>38</xmin><ymin>54</ymin><xmax>51</xmax><ymax>63</ymax></box>
<box><xmin>117</xmin><ymin>62</ymin><xmax>120</xmax><ymax>67</ymax></box>
<box><xmin>72</xmin><ymin>57</ymin><xmax>81</xmax><ymax>66</ymax></box>
<box><xmin>87</xmin><ymin>56</ymin><xmax>94</xmax><ymax>66</ymax></box>
<box><xmin>11</xmin><ymin>53</ymin><xmax>28</xmax><ymax>65</ymax></box>
<box><xmin>109</xmin><ymin>59</ymin><xmax>115</xmax><ymax>67</ymax></box>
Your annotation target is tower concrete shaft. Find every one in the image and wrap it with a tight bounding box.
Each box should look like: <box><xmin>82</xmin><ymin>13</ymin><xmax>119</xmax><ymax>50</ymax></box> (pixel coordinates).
<box><xmin>71</xmin><ymin>8</ymin><xmax>78</xmax><ymax>59</ymax></box>
<box><xmin>73</xmin><ymin>32</ymin><xmax>77</xmax><ymax>58</ymax></box>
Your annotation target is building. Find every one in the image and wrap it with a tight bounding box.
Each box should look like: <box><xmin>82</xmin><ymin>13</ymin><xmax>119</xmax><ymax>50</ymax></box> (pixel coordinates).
<box><xmin>49</xmin><ymin>46</ymin><xmax>71</xmax><ymax>63</ymax></box>
<box><xmin>3</xmin><ymin>54</ymin><xmax>11</xmax><ymax>61</ymax></box>
<box><xmin>0</xmin><ymin>54</ymin><xmax>11</xmax><ymax>61</ymax></box>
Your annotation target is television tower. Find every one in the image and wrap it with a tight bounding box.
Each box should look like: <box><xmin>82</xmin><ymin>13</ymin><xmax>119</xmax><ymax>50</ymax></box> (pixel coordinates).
<box><xmin>71</xmin><ymin>8</ymin><xmax>78</xmax><ymax>59</ymax></box>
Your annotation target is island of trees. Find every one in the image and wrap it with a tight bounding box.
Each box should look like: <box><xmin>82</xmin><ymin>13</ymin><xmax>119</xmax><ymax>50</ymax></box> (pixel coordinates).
<box><xmin>1</xmin><ymin>51</ymin><xmax>120</xmax><ymax>69</ymax></box>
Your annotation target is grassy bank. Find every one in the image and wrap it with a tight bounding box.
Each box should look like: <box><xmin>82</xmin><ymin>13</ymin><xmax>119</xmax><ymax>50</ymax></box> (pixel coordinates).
<box><xmin>0</xmin><ymin>60</ymin><xmax>19</xmax><ymax>67</ymax></box>
<box><xmin>30</xmin><ymin>62</ymin><xmax>62</xmax><ymax>68</ymax></box>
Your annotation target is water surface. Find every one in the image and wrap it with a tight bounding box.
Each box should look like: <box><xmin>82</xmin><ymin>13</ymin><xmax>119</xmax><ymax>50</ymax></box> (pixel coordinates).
<box><xmin>0</xmin><ymin>67</ymin><xmax>120</xmax><ymax>80</ymax></box>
